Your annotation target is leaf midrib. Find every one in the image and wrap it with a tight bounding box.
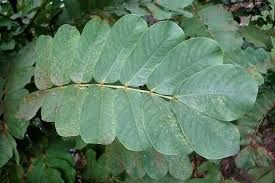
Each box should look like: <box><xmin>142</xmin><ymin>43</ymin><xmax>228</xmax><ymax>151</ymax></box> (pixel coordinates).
<box><xmin>45</xmin><ymin>83</ymin><xmax>174</xmax><ymax>100</ymax></box>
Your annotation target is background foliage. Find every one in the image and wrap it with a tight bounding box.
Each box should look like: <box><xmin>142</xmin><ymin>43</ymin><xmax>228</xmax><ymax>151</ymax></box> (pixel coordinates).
<box><xmin>0</xmin><ymin>0</ymin><xmax>274</xmax><ymax>182</ymax></box>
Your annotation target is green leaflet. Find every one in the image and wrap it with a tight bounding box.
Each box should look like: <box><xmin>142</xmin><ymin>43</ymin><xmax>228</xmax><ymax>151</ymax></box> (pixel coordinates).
<box><xmin>18</xmin><ymin>14</ymin><xmax>258</xmax><ymax>159</ymax></box>
<box><xmin>123</xmin><ymin>149</ymin><xmax>145</xmax><ymax>179</ymax></box>
<box><xmin>18</xmin><ymin>86</ymin><xmax>85</xmax><ymax>137</ymax></box>
<box><xmin>54</xmin><ymin>85</ymin><xmax>86</xmax><ymax>137</ymax></box>
<box><xmin>114</xmin><ymin>89</ymin><xmax>151</xmax><ymax>151</ymax></box>
<box><xmin>35</xmin><ymin>35</ymin><xmax>54</xmax><ymax>90</ymax></box>
<box><xmin>171</xmin><ymin>100</ymin><xmax>240</xmax><ymax>159</ymax></box>
<box><xmin>156</xmin><ymin>0</ymin><xmax>193</xmax><ymax>11</ymax></box>
<box><xmin>83</xmin><ymin>142</ymin><xmax>125</xmax><ymax>181</ymax></box>
<box><xmin>224</xmin><ymin>48</ymin><xmax>270</xmax><ymax>70</ymax></box>
<box><xmin>106</xmin><ymin>0</ymin><xmax>194</xmax><ymax>20</ymax></box>
<box><xmin>51</xmin><ymin>24</ymin><xmax>80</xmax><ymax>86</ymax></box>
<box><xmin>125</xmin><ymin>3</ymin><xmax>149</xmax><ymax>17</ymax></box>
<box><xmin>41</xmin><ymin>89</ymin><xmax>63</xmax><ymax>122</ymax></box>
<box><xmin>143</xmin><ymin>149</ymin><xmax>168</xmax><ymax>179</ymax></box>
<box><xmin>233</xmin><ymin>144</ymin><xmax>275</xmax><ymax>183</ymax></box>
<box><xmin>147</xmin><ymin>37</ymin><xmax>223</xmax><ymax>95</ymax></box>
<box><xmin>5</xmin><ymin>42</ymin><xmax>35</xmax><ymax>94</ymax></box>
<box><xmin>143</xmin><ymin>94</ymin><xmax>192</xmax><ymax>155</ymax></box>
<box><xmin>181</xmin><ymin>4</ymin><xmax>243</xmax><ymax>52</ymax></box>
<box><xmin>16</xmin><ymin>90</ymin><xmax>47</xmax><ymax>122</ymax></box>
<box><xmin>0</xmin><ymin>132</ymin><xmax>15</xmax><ymax>167</ymax></box>
<box><xmin>268</xmin><ymin>0</ymin><xmax>275</xmax><ymax>21</ymax></box>
<box><xmin>80</xmin><ymin>86</ymin><xmax>116</xmax><ymax>144</ymax></box>
<box><xmin>173</xmin><ymin>65</ymin><xmax>258</xmax><ymax>121</ymax></box>
<box><xmin>187</xmin><ymin>162</ymin><xmax>221</xmax><ymax>183</ymax></box>
<box><xmin>145</xmin><ymin>3</ymin><xmax>173</xmax><ymax>20</ymax></box>
<box><xmin>10</xmin><ymin>42</ymin><xmax>36</xmax><ymax>69</ymax></box>
<box><xmin>120</xmin><ymin>20</ymin><xmax>185</xmax><ymax>86</ymax></box>
<box><xmin>247</xmin><ymin>168</ymin><xmax>275</xmax><ymax>183</ymax></box>
<box><xmin>5</xmin><ymin>67</ymin><xmax>33</xmax><ymax>94</ymax></box>
<box><xmin>4</xmin><ymin>89</ymin><xmax>30</xmax><ymax>139</ymax></box>
<box><xmin>94</xmin><ymin>14</ymin><xmax>147</xmax><ymax>83</ymax></box>
<box><xmin>166</xmin><ymin>154</ymin><xmax>192</xmax><ymax>180</ymax></box>
<box><xmin>240</xmin><ymin>25</ymin><xmax>275</xmax><ymax>49</ymax></box>
<box><xmin>224</xmin><ymin>47</ymin><xmax>271</xmax><ymax>85</ymax></box>
<box><xmin>71</xmin><ymin>18</ymin><xmax>110</xmax><ymax>83</ymax></box>
<box><xmin>235</xmin><ymin>146</ymin><xmax>272</xmax><ymax>170</ymax></box>
<box><xmin>237</xmin><ymin>88</ymin><xmax>275</xmax><ymax>145</ymax></box>
<box><xmin>96</xmin><ymin>142</ymin><xmax>125</xmax><ymax>179</ymax></box>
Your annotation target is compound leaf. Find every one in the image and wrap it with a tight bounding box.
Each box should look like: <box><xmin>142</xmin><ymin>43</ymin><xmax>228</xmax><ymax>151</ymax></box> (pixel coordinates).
<box><xmin>19</xmin><ymin>15</ymin><xmax>258</xmax><ymax>160</ymax></box>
